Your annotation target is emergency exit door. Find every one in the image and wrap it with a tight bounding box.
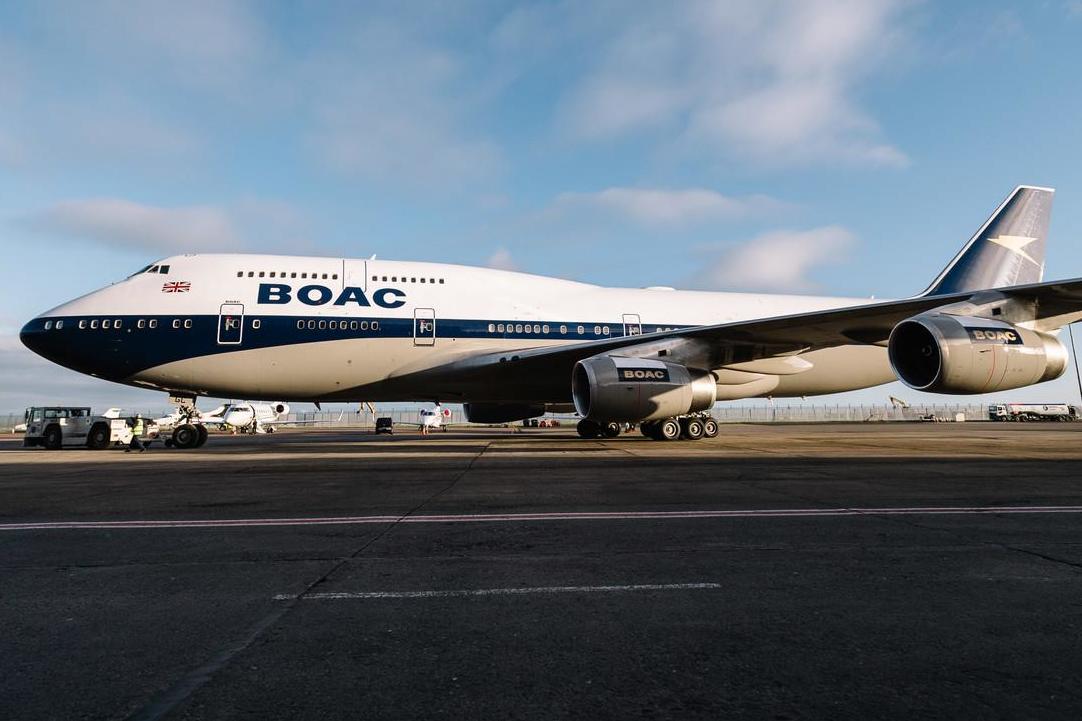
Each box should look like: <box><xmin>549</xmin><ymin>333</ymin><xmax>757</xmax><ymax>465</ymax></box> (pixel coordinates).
<box><xmin>218</xmin><ymin>303</ymin><xmax>244</xmax><ymax>345</ymax></box>
<box><xmin>623</xmin><ymin>313</ymin><xmax>642</xmax><ymax>337</ymax></box>
<box><xmin>413</xmin><ymin>308</ymin><xmax>436</xmax><ymax>346</ymax></box>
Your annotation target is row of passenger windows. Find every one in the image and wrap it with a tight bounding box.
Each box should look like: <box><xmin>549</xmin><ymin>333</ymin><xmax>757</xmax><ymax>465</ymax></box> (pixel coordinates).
<box><xmin>372</xmin><ymin>275</ymin><xmax>444</xmax><ymax>284</ymax></box>
<box><xmin>486</xmin><ymin>322</ymin><xmax>610</xmax><ymax>336</ymax></box>
<box><xmin>238</xmin><ymin>271</ymin><xmax>338</xmax><ymax>280</ymax></box>
<box><xmin>43</xmin><ymin>318</ymin><xmax>263</xmax><ymax>331</ymax></box>
<box><xmin>296</xmin><ymin>319</ymin><xmax>380</xmax><ymax>331</ymax></box>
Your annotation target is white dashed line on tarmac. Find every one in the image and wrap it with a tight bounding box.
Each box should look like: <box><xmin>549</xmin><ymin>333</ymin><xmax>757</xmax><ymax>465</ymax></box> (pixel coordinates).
<box><xmin>4</xmin><ymin>505</ymin><xmax>1082</xmax><ymax>531</ymax></box>
<box><xmin>273</xmin><ymin>582</ymin><xmax>724</xmax><ymax>601</ymax></box>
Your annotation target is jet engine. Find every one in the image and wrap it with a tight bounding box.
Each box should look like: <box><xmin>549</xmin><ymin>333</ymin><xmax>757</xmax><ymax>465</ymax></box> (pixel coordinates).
<box><xmin>887</xmin><ymin>313</ymin><xmax>1067</xmax><ymax>394</ymax></box>
<box><xmin>464</xmin><ymin>403</ymin><xmax>545</xmax><ymax>424</ymax></box>
<box><xmin>572</xmin><ymin>357</ymin><xmax>716</xmax><ymax>422</ymax></box>
<box><xmin>272</xmin><ymin>403</ymin><xmax>290</xmax><ymax>416</ymax></box>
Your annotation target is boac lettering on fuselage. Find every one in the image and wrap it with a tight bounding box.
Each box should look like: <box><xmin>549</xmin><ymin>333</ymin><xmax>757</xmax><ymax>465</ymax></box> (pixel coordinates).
<box><xmin>257</xmin><ymin>283</ymin><xmax>406</xmax><ymax>309</ymax></box>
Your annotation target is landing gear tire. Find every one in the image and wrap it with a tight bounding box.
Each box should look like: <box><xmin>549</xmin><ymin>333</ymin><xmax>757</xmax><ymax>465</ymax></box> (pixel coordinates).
<box><xmin>702</xmin><ymin>418</ymin><xmax>719</xmax><ymax>438</ymax></box>
<box><xmin>86</xmin><ymin>423</ymin><xmax>110</xmax><ymax>450</ymax></box>
<box><xmin>194</xmin><ymin>424</ymin><xmax>209</xmax><ymax>447</ymax></box>
<box><xmin>173</xmin><ymin>424</ymin><xmax>200</xmax><ymax>449</ymax></box>
<box><xmin>602</xmin><ymin>422</ymin><xmax>622</xmax><ymax>438</ymax></box>
<box><xmin>681</xmin><ymin>418</ymin><xmax>705</xmax><ymax>441</ymax></box>
<box><xmin>640</xmin><ymin>421</ymin><xmax>657</xmax><ymax>438</ymax></box>
<box><xmin>658</xmin><ymin>418</ymin><xmax>681</xmax><ymax>441</ymax></box>
<box><xmin>577</xmin><ymin>419</ymin><xmax>601</xmax><ymax>439</ymax></box>
<box><xmin>43</xmin><ymin>425</ymin><xmax>62</xmax><ymax>450</ymax></box>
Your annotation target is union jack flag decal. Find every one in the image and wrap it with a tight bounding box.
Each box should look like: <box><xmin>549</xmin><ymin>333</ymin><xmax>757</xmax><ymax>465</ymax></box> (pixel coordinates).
<box><xmin>162</xmin><ymin>281</ymin><xmax>191</xmax><ymax>293</ymax></box>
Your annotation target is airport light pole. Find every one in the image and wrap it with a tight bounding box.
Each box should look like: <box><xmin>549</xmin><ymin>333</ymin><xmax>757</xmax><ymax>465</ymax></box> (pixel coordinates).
<box><xmin>1070</xmin><ymin>324</ymin><xmax>1082</xmax><ymax>406</ymax></box>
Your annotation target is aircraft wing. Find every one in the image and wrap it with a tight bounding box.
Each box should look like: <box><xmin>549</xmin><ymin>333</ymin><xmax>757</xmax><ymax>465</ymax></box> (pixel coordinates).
<box><xmin>410</xmin><ymin>277</ymin><xmax>1082</xmax><ymax>400</ymax></box>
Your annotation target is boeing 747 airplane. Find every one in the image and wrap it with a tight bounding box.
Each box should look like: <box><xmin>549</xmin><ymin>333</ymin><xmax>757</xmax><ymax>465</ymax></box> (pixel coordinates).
<box><xmin>20</xmin><ymin>186</ymin><xmax>1082</xmax><ymax>446</ymax></box>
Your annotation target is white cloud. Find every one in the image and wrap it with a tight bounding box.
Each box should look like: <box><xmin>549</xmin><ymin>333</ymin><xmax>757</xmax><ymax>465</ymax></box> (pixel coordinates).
<box><xmin>22</xmin><ymin>197</ymin><xmax>317</xmax><ymax>255</ymax></box>
<box><xmin>552</xmin><ymin>187</ymin><xmax>782</xmax><ymax>226</ymax></box>
<box><xmin>556</xmin><ymin>0</ymin><xmax>909</xmax><ymax>167</ymax></box>
<box><xmin>25</xmin><ymin>199</ymin><xmax>242</xmax><ymax>253</ymax></box>
<box><xmin>486</xmin><ymin>247</ymin><xmax>518</xmax><ymax>271</ymax></box>
<box><xmin>304</xmin><ymin>17</ymin><xmax>502</xmax><ymax>185</ymax></box>
<box><xmin>690</xmin><ymin>226</ymin><xmax>855</xmax><ymax>292</ymax></box>
<box><xmin>57</xmin><ymin>0</ymin><xmax>269</xmax><ymax>90</ymax></box>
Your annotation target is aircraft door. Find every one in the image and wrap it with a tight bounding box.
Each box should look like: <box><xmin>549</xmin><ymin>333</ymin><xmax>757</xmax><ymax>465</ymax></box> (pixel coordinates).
<box><xmin>622</xmin><ymin>313</ymin><xmax>642</xmax><ymax>337</ymax></box>
<box><xmin>218</xmin><ymin>303</ymin><xmax>244</xmax><ymax>345</ymax></box>
<box><xmin>413</xmin><ymin>307</ymin><xmax>436</xmax><ymax>346</ymax></box>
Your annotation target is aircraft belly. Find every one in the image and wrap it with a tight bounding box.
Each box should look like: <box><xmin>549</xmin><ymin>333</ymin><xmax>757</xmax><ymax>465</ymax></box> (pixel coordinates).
<box><xmin>130</xmin><ymin>337</ymin><xmax>568</xmax><ymax>400</ymax></box>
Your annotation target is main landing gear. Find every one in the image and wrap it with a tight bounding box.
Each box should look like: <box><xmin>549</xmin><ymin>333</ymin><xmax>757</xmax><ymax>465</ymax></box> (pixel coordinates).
<box><xmin>577</xmin><ymin>414</ymin><xmax>719</xmax><ymax>441</ymax></box>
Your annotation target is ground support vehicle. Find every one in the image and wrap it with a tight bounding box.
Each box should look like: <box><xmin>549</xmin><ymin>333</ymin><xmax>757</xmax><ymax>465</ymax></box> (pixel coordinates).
<box><xmin>22</xmin><ymin>407</ymin><xmax>134</xmax><ymax>450</ymax></box>
<box><xmin>989</xmin><ymin>403</ymin><xmax>1077</xmax><ymax>422</ymax></box>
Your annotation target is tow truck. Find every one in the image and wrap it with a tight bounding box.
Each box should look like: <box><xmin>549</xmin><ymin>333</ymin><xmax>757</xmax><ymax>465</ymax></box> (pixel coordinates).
<box><xmin>22</xmin><ymin>407</ymin><xmax>135</xmax><ymax>450</ymax></box>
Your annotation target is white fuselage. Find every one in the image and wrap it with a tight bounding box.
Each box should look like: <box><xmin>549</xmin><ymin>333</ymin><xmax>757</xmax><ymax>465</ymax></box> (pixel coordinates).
<box><xmin>22</xmin><ymin>253</ymin><xmax>897</xmax><ymax>403</ymax></box>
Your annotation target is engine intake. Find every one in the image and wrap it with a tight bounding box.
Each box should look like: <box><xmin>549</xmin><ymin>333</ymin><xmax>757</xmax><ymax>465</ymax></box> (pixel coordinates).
<box><xmin>888</xmin><ymin>314</ymin><xmax>1067</xmax><ymax>394</ymax></box>
<box><xmin>573</xmin><ymin>357</ymin><xmax>716</xmax><ymax>422</ymax></box>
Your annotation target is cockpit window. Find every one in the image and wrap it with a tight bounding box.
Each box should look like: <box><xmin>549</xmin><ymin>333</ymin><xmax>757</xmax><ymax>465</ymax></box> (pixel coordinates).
<box><xmin>159</xmin><ymin>264</ymin><xmax>170</xmax><ymax>274</ymax></box>
<box><xmin>128</xmin><ymin>265</ymin><xmax>153</xmax><ymax>278</ymax></box>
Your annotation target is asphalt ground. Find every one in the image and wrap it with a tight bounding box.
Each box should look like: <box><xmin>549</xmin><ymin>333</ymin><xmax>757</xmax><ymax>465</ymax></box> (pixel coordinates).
<box><xmin>2</xmin><ymin>423</ymin><xmax>1082</xmax><ymax>720</ymax></box>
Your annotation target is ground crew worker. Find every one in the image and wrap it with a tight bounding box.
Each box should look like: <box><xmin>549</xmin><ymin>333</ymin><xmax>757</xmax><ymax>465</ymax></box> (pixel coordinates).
<box><xmin>126</xmin><ymin>415</ymin><xmax>146</xmax><ymax>453</ymax></box>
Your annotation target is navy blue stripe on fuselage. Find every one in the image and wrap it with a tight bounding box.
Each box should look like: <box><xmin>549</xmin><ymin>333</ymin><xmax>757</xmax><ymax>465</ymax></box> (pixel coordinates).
<box><xmin>20</xmin><ymin>314</ymin><xmax>693</xmax><ymax>381</ymax></box>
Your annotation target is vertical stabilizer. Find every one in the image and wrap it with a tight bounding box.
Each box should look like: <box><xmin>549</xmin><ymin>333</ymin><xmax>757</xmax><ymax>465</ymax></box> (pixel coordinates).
<box><xmin>923</xmin><ymin>185</ymin><xmax>1053</xmax><ymax>296</ymax></box>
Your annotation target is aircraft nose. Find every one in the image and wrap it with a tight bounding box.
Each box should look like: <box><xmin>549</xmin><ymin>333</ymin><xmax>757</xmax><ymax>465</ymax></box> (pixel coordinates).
<box><xmin>19</xmin><ymin>317</ymin><xmax>48</xmax><ymax>357</ymax></box>
<box><xmin>19</xmin><ymin>315</ymin><xmax>124</xmax><ymax>379</ymax></box>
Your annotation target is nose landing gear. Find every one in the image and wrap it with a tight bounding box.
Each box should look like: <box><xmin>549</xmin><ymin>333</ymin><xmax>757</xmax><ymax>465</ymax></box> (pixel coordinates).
<box><xmin>161</xmin><ymin>394</ymin><xmax>209</xmax><ymax>449</ymax></box>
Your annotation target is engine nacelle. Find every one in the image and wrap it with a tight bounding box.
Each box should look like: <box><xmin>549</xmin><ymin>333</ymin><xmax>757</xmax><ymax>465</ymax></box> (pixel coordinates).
<box><xmin>464</xmin><ymin>403</ymin><xmax>545</xmax><ymax>424</ymax></box>
<box><xmin>272</xmin><ymin>403</ymin><xmax>290</xmax><ymax>416</ymax></box>
<box><xmin>887</xmin><ymin>314</ymin><xmax>1067</xmax><ymax>394</ymax></box>
<box><xmin>572</xmin><ymin>357</ymin><xmax>716</xmax><ymax>422</ymax></box>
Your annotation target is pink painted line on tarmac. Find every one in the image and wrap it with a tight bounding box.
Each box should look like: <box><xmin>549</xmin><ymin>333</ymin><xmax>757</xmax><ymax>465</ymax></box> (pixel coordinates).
<box><xmin>3</xmin><ymin>505</ymin><xmax>1082</xmax><ymax>531</ymax></box>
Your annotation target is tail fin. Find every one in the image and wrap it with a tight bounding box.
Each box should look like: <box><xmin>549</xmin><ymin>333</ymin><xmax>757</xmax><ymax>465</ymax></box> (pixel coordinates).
<box><xmin>922</xmin><ymin>185</ymin><xmax>1054</xmax><ymax>296</ymax></box>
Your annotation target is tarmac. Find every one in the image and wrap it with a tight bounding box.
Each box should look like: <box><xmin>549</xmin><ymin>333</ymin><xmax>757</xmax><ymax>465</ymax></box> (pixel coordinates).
<box><xmin>3</xmin><ymin>423</ymin><xmax>1082</xmax><ymax>720</ymax></box>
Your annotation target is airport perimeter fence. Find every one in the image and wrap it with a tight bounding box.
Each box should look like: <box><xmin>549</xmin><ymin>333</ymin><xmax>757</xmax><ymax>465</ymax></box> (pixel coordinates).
<box><xmin>283</xmin><ymin>404</ymin><xmax>996</xmax><ymax>427</ymax></box>
<box><xmin>0</xmin><ymin>404</ymin><xmax>1049</xmax><ymax>433</ymax></box>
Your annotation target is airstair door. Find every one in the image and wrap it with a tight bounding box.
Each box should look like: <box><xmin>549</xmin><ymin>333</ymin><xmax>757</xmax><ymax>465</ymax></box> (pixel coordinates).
<box><xmin>218</xmin><ymin>303</ymin><xmax>244</xmax><ymax>345</ymax></box>
<box><xmin>414</xmin><ymin>307</ymin><xmax>436</xmax><ymax>346</ymax></box>
<box><xmin>623</xmin><ymin>313</ymin><xmax>642</xmax><ymax>337</ymax></box>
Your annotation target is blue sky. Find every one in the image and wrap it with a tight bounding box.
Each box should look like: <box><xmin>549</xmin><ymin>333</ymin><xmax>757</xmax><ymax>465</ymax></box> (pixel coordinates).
<box><xmin>3</xmin><ymin>1</ymin><xmax>1082</xmax><ymax>412</ymax></box>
